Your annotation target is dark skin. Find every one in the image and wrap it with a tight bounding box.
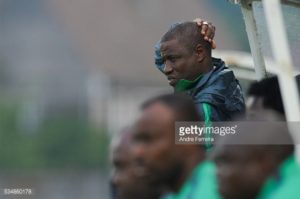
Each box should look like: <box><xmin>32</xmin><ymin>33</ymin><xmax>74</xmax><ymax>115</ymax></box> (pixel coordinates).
<box><xmin>111</xmin><ymin>132</ymin><xmax>161</xmax><ymax>199</ymax></box>
<box><xmin>212</xmin><ymin>145</ymin><xmax>281</xmax><ymax>199</ymax></box>
<box><xmin>160</xmin><ymin>39</ymin><xmax>213</xmax><ymax>87</ymax></box>
<box><xmin>158</xmin><ymin>19</ymin><xmax>216</xmax><ymax>87</ymax></box>
<box><xmin>132</xmin><ymin>102</ymin><xmax>205</xmax><ymax>192</ymax></box>
<box><xmin>112</xmin><ymin>146</ymin><xmax>134</xmax><ymax>199</ymax></box>
<box><xmin>210</xmin><ymin>102</ymin><xmax>292</xmax><ymax>199</ymax></box>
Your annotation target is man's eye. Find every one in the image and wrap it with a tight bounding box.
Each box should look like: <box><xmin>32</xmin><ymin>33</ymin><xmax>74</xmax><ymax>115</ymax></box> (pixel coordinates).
<box><xmin>114</xmin><ymin>162</ymin><xmax>124</xmax><ymax>170</ymax></box>
<box><xmin>169</xmin><ymin>57</ymin><xmax>177</xmax><ymax>63</ymax></box>
<box><xmin>135</xmin><ymin>134</ymin><xmax>152</xmax><ymax>143</ymax></box>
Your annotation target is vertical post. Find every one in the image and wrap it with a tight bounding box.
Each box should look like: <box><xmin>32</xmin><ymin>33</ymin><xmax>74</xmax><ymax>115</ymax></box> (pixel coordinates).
<box><xmin>240</xmin><ymin>1</ymin><xmax>267</xmax><ymax>80</ymax></box>
<box><xmin>263</xmin><ymin>0</ymin><xmax>300</xmax><ymax>162</ymax></box>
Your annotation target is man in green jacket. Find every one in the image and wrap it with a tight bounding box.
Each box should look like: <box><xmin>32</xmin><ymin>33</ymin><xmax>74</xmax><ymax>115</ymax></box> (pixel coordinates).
<box><xmin>155</xmin><ymin>21</ymin><xmax>245</xmax><ymax>122</ymax></box>
<box><xmin>132</xmin><ymin>94</ymin><xmax>221</xmax><ymax>199</ymax></box>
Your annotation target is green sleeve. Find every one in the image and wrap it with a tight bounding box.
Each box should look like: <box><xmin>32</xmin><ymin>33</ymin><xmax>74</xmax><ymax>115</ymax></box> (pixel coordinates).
<box><xmin>202</xmin><ymin>103</ymin><xmax>213</xmax><ymax>151</ymax></box>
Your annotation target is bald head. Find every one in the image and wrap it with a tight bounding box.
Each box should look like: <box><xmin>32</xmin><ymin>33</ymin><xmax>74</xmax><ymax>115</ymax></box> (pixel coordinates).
<box><xmin>161</xmin><ymin>22</ymin><xmax>211</xmax><ymax>55</ymax></box>
<box><xmin>142</xmin><ymin>93</ymin><xmax>201</xmax><ymax>121</ymax></box>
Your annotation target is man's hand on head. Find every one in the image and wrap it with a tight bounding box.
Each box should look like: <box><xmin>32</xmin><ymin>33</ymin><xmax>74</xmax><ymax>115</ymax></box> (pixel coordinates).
<box><xmin>193</xmin><ymin>18</ymin><xmax>216</xmax><ymax>49</ymax></box>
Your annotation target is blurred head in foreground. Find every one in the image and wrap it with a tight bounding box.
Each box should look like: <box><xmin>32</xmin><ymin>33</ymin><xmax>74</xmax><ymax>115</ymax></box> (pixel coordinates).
<box><xmin>211</xmin><ymin>110</ymin><xmax>294</xmax><ymax>199</ymax></box>
<box><xmin>131</xmin><ymin>94</ymin><xmax>204</xmax><ymax>192</ymax></box>
<box><xmin>110</xmin><ymin>127</ymin><xmax>161</xmax><ymax>199</ymax></box>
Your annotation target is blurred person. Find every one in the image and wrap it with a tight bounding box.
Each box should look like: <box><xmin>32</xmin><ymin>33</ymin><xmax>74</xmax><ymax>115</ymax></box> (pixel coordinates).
<box><xmin>132</xmin><ymin>94</ymin><xmax>222</xmax><ymax>199</ymax></box>
<box><xmin>247</xmin><ymin>76</ymin><xmax>285</xmax><ymax>117</ymax></box>
<box><xmin>154</xmin><ymin>21</ymin><xmax>245</xmax><ymax>122</ymax></box>
<box><xmin>110</xmin><ymin>127</ymin><xmax>162</xmax><ymax>199</ymax></box>
<box><xmin>211</xmin><ymin>76</ymin><xmax>300</xmax><ymax>199</ymax></box>
<box><xmin>247</xmin><ymin>75</ymin><xmax>300</xmax><ymax>118</ymax></box>
<box><xmin>241</xmin><ymin>76</ymin><xmax>300</xmax><ymax>199</ymax></box>
<box><xmin>212</xmin><ymin>110</ymin><xmax>300</xmax><ymax>199</ymax></box>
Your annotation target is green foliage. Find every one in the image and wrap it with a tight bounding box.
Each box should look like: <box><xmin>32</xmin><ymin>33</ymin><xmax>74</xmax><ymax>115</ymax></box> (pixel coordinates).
<box><xmin>0</xmin><ymin>101</ymin><xmax>109</xmax><ymax>171</ymax></box>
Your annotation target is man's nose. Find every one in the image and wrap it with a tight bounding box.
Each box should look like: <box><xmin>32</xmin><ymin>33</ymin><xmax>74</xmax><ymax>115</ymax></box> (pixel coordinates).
<box><xmin>131</xmin><ymin>146</ymin><xmax>148</xmax><ymax>177</ymax></box>
<box><xmin>130</xmin><ymin>145</ymin><xmax>147</xmax><ymax>174</ymax></box>
<box><xmin>163</xmin><ymin>61</ymin><xmax>173</xmax><ymax>75</ymax></box>
<box><xmin>131</xmin><ymin>143</ymin><xmax>145</xmax><ymax>159</ymax></box>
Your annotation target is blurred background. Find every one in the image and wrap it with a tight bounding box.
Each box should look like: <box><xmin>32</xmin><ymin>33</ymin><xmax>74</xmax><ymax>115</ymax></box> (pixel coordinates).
<box><xmin>0</xmin><ymin>0</ymin><xmax>251</xmax><ymax>198</ymax></box>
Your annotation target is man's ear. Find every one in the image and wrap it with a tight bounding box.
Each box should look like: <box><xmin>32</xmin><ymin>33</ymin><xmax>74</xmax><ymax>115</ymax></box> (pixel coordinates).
<box><xmin>195</xmin><ymin>44</ymin><xmax>205</xmax><ymax>62</ymax></box>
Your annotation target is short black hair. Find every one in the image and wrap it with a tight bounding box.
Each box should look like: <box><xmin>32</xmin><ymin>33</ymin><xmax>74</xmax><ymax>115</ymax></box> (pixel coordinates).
<box><xmin>141</xmin><ymin>93</ymin><xmax>201</xmax><ymax>121</ymax></box>
<box><xmin>248</xmin><ymin>75</ymin><xmax>300</xmax><ymax>116</ymax></box>
<box><xmin>161</xmin><ymin>22</ymin><xmax>211</xmax><ymax>54</ymax></box>
<box><xmin>248</xmin><ymin>76</ymin><xmax>284</xmax><ymax>115</ymax></box>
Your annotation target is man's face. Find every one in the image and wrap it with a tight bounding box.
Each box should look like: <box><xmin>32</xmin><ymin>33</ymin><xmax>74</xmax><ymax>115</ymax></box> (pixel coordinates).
<box><xmin>160</xmin><ymin>39</ymin><xmax>199</xmax><ymax>87</ymax></box>
<box><xmin>111</xmin><ymin>144</ymin><xmax>160</xmax><ymax>199</ymax></box>
<box><xmin>111</xmin><ymin>146</ymin><xmax>137</xmax><ymax>199</ymax></box>
<box><xmin>132</xmin><ymin>102</ymin><xmax>183</xmax><ymax>186</ymax></box>
<box><xmin>213</xmin><ymin>146</ymin><xmax>267</xmax><ymax>199</ymax></box>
